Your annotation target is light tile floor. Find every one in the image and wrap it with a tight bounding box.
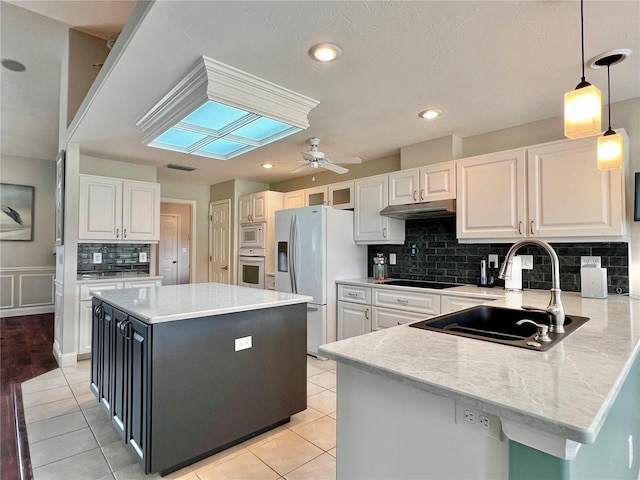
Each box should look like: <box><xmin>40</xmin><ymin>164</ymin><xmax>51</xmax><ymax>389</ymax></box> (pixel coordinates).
<box><xmin>22</xmin><ymin>356</ymin><xmax>337</xmax><ymax>480</ymax></box>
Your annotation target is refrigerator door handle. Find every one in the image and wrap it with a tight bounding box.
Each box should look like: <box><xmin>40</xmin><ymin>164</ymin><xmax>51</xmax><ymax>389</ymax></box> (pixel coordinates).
<box><xmin>289</xmin><ymin>215</ymin><xmax>299</xmax><ymax>293</ymax></box>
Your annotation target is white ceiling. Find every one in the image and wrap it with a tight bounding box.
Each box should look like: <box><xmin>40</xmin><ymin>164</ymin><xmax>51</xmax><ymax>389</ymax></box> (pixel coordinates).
<box><xmin>2</xmin><ymin>0</ymin><xmax>639</xmax><ymax>186</ymax></box>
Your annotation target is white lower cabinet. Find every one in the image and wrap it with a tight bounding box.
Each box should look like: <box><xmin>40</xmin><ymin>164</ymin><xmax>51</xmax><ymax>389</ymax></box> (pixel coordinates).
<box><xmin>77</xmin><ymin>278</ymin><xmax>161</xmax><ymax>356</ymax></box>
<box><xmin>338</xmin><ymin>301</ymin><xmax>371</xmax><ymax>340</ymax></box>
<box><xmin>372</xmin><ymin>307</ymin><xmax>432</xmax><ymax>330</ymax></box>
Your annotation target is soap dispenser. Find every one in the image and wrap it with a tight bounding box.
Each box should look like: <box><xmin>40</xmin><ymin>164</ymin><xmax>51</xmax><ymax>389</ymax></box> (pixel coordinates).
<box><xmin>373</xmin><ymin>253</ymin><xmax>388</xmax><ymax>281</ymax></box>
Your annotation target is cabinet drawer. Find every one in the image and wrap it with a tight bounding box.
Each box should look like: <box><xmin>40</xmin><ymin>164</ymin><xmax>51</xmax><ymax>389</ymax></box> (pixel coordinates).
<box><xmin>440</xmin><ymin>295</ymin><xmax>492</xmax><ymax>314</ymax></box>
<box><xmin>372</xmin><ymin>288</ymin><xmax>440</xmax><ymax>314</ymax></box>
<box><xmin>79</xmin><ymin>282</ymin><xmax>121</xmax><ymax>301</ymax></box>
<box><xmin>338</xmin><ymin>284</ymin><xmax>371</xmax><ymax>304</ymax></box>
<box><xmin>372</xmin><ymin>307</ymin><xmax>432</xmax><ymax>330</ymax></box>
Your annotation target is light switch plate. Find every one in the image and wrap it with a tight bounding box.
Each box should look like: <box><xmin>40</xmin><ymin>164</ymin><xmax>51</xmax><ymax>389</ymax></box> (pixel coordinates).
<box><xmin>139</xmin><ymin>252</ymin><xmax>148</xmax><ymax>262</ymax></box>
<box><xmin>389</xmin><ymin>253</ymin><xmax>397</xmax><ymax>265</ymax></box>
<box><xmin>235</xmin><ymin>336</ymin><xmax>252</xmax><ymax>351</ymax></box>
<box><xmin>93</xmin><ymin>252</ymin><xmax>102</xmax><ymax>264</ymax></box>
<box><xmin>520</xmin><ymin>255</ymin><xmax>533</xmax><ymax>270</ymax></box>
<box><xmin>488</xmin><ymin>254</ymin><xmax>499</xmax><ymax>269</ymax></box>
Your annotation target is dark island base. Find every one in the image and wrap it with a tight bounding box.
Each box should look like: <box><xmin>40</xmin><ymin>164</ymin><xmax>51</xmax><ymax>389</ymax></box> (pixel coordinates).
<box><xmin>91</xmin><ymin>300</ymin><xmax>308</xmax><ymax>474</ymax></box>
<box><xmin>159</xmin><ymin>417</ymin><xmax>290</xmax><ymax>476</ymax></box>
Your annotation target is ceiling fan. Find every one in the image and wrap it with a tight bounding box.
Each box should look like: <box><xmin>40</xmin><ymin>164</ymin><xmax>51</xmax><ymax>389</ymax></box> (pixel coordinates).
<box><xmin>292</xmin><ymin>138</ymin><xmax>362</xmax><ymax>174</ymax></box>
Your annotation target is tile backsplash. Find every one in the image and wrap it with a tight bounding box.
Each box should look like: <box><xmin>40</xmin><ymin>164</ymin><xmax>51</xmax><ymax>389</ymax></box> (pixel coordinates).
<box><xmin>77</xmin><ymin>243</ymin><xmax>151</xmax><ymax>275</ymax></box>
<box><xmin>367</xmin><ymin>217</ymin><xmax>629</xmax><ymax>294</ymax></box>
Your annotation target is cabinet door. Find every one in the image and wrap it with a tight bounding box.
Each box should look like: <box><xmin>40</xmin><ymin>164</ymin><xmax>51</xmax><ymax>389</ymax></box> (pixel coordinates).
<box><xmin>337</xmin><ymin>301</ymin><xmax>371</xmax><ymax>340</ymax></box>
<box><xmin>127</xmin><ymin>316</ymin><xmax>150</xmax><ymax>466</ymax></box>
<box><xmin>372</xmin><ymin>307</ymin><xmax>432</xmax><ymax>330</ymax></box>
<box><xmin>456</xmin><ymin>149</ymin><xmax>526</xmax><ymax>240</ymax></box>
<box><xmin>122</xmin><ymin>181</ymin><xmax>160</xmax><ymax>241</ymax></box>
<box><xmin>306</xmin><ymin>185</ymin><xmax>328</xmax><ymax>206</ymax></box>
<box><xmin>388</xmin><ymin>169</ymin><xmax>419</xmax><ymax>206</ymax></box>
<box><xmin>90</xmin><ymin>299</ymin><xmax>102</xmax><ymax>399</ymax></box>
<box><xmin>251</xmin><ymin>191</ymin><xmax>267</xmax><ymax>222</ymax></box>
<box><xmin>419</xmin><ymin>162</ymin><xmax>456</xmax><ymax>202</ymax></box>
<box><xmin>284</xmin><ymin>191</ymin><xmax>306</xmax><ymax>209</ymax></box>
<box><xmin>111</xmin><ymin>309</ymin><xmax>129</xmax><ymax>439</ymax></box>
<box><xmin>238</xmin><ymin>194</ymin><xmax>252</xmax><ymax>223</ymax></box>
<box><xmin>527</xmin><ymin>137</ymin><xmax>625</xmax><ymax>238</ymax></box>
<box><xmin>99</xmin><ymin>303</ymin><xmax>114</xmax><ymax>416</ymax></box>
<box><xmin>79</xmin><ymin>176</ymin><xmax>122</xmax><ymax>240</ymax></box>
<box><xmin>328</xmin><ymin>181</ymin><xmax>355</xmax><ymax>209</ymax></box>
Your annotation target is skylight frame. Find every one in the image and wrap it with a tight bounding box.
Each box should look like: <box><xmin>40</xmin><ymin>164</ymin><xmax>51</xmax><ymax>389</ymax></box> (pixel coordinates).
<box><xmin>136</xmin><ymin>56</ymin><xmax>319</xmax><ymax>160</ymax></box>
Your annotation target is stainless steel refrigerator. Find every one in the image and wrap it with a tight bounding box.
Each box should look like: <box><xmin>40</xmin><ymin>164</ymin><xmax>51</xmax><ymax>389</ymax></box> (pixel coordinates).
<box><xmin>275</xmin><ymin>206</ymin><xmax>367</xmax><ymax>357</ymax></box>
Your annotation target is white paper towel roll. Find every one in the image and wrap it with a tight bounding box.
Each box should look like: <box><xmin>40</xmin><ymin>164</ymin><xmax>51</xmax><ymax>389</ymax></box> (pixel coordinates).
<box><xmin>505</xmin><ymin>256</ymin><xmax>522</xmax><ymax>291</ymax></box>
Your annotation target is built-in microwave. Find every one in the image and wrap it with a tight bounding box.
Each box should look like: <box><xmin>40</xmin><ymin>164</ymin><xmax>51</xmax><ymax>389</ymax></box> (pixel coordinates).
<box><xmin>239</xmin><ymin>223</ymin><xmax>265</xmax><ymax>250</ymax></box>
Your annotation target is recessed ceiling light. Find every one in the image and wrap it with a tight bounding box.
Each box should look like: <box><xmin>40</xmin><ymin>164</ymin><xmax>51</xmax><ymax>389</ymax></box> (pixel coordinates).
<box><xmin>418</xmin><ymin>109</ymin><xmax>441</xmax><ymax>120</ymax></box>
<box><xmin>588</xmin><ymin>48</ymin><xmax>632</xmax><ymax>69</ymax></box>
<box><xmin>309</xmin><ymin>43</ymin><xmax>343</xmax><ymax>62</ymax></box>
<box><xmin>261</xmin><ymin>163</ymin><xmax>274</xmax><ymax>169</ymax></box>
<box><xmin>1</xmin><ymin>59</ymin><xmax>26</xmax><ymax>72</ymax></box>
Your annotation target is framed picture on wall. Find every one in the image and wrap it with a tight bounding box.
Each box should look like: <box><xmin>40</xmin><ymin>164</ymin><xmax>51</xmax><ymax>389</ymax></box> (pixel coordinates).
<box><xmin>55</xmin><ymin>150</ymin><xmax>65</xmax><ymax>245</ymax></box>
<box><xmin>0</xmin><ymin>183</ymin><xmax>34</xmax><ymax>241</ymax></box>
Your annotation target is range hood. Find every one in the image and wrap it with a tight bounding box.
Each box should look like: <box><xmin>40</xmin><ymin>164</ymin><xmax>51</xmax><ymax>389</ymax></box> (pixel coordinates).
<box><xmin>379</xmin><ymin>199</ymin><xmax>456</xmax><ymax>220</ymax></box>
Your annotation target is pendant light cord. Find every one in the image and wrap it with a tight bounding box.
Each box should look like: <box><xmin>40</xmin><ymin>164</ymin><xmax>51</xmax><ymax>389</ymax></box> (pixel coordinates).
<box><xmin>606</xmin><ymin>64</ymin><xmax>612</xmax><ymax>130</ymax></box>
<box><xmin>580</xmin><ymin>0</ymin><xmax>586</xmax><ymax>82</ymax></box>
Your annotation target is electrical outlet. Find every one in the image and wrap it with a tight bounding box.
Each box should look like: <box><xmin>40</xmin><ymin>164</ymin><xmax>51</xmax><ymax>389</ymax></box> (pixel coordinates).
<box><xmin>93</xmin><ymin>252</ymin><xmax>102</xmax><ymax>264</ymax></box>
<box><xmin>139</xmin><ymin>252</ymin><xmax>148</xmax><ymax>262</ymax></box>
<box><xmin>581</xmin><ymin>256</ymin><xmax>601</xmax><ymax>268</ymax></box>
<box><xmin>389</xmin><ymin>253</ymin><xmax>397</xmax><ymax>265</ymax></box>
<box><xmin>488</xmin><ymin>254</ymin><xmax>499</xmax><ymax>269</ymax></box>
<box><xmin>235</xmin><ymin>336</ymin><xmax>252</xmax><ymax>352</ymax></box>
<box><xmin>520</xmin><ymin>255</ymin><xmax>534</xmax><ymax>270</ymax></box>
<box><xmin>455</xmin><ymin>402</ymin><xmax>502</xmax><ymax>440</ymax></box>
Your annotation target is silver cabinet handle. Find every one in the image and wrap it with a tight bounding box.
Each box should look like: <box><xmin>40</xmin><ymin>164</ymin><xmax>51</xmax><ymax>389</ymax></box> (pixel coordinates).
<box><xmin>365</xmin><ymin>308</ymin><xmax>369</xmax><ymax>320</ymax></box>
<box><xmin>420</xmin><ymin>189</ymin><xmax>425</xmax><ymax>201</ymax></box>
<box><xmin>413</xmin><ymin>190</ymin><xmax>417</xmax><ymax>201</ymax></box>
<box><xmin>123</xmin><ymin>228</ymin><xmax>127</xmax><ymax>239</ymax></box>
<box><xmin>396</xmin><ymin>299</ymin><xmax>409</xmax><ymax>304</ymax></box>
<box><xmin>348</xmin><ymin>292</ymin><xmax>358</xmax><ymax>297</ymax></box>
<box><xmin>530</xmin><ymin>221</ymin><xmax>535</xmax><ymax>235</ymax></box>
<box><xmin>518</xmin><ymin>221</ymin><xmax>523</xmax><ymax>235</ymax></box>
<box><xmin>383</xmin><ymin>227</ymin><xmax>387</xmax><ymax>239</ymax></box>
<box><xmin>116</xmin><ymin>228</ymin><xmax>120</xmax><ymax>238</ymax></box>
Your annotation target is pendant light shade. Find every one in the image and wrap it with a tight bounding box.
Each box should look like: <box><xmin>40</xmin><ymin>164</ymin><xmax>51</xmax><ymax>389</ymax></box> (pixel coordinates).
<box><xmin>591</xmin><ymin>51</ymin><xmax>629</xmax><ymax>170</ymax></box>
<box><xmin>564</xmin><ymin>0</ymin><xmax>601</xmax><ymax>139</ymax></box>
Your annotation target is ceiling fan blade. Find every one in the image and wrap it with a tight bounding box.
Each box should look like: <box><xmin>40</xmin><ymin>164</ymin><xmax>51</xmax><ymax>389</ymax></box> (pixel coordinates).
<box><xmin>321</xmin><ymin>162</ymin><xmax>349</xmax><ymax>174</ymax></box>
<box><xmin>333</xmin><ymin>156</ymin><xmax>362</xmax><ymax>164</ymax></box>
<box><xmin>291</xmin><ymin>164</ymin><xmax>310</xmax><ymax>173</ymax></box>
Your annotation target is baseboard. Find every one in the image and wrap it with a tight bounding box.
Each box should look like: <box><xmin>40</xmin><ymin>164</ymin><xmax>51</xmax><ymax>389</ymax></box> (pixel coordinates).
<box><xmin>53</xmin><ymin>341</ymin><xmax>77</xmax><ymax>367</ymax></box>
<box><xmin>0</xmin><ymin>306</ymin><xmax>54</xmax><ymax>318</ymax></box>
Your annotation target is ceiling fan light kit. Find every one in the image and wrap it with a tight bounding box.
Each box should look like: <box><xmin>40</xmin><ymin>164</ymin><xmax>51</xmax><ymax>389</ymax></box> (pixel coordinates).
<box><xmin>136</xmin><ymin>56</ymin><xmax>319</xmax><ymax>160</ymax></box>
<box><xmin>564</xmin><ymin>0</ymin><xmax>601</xmax><ymax>140</ymax></box>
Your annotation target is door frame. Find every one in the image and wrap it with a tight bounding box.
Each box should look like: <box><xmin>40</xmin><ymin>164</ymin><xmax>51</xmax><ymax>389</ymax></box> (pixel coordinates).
<box><xmin>158</xmin><ymin>198</ymin><xmax>196</xmax><ymax>283</ymax></box>
<box><xmin>209</xmin><ymin>199</ymin><xmax>232</xmax><ymax>283</ymax></box>
<box><xmin>159</xmin><ymin>213</ymin><xmax>180</xmax><ymax>285</ymax></box>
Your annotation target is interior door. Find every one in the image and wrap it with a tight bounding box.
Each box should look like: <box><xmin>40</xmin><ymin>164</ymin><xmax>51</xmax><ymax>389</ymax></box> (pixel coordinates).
<box><xmin>209</xmin><ymin>200</ymin><xmax>231</xmax><ymax>283</ymax></box>
<box><xmin>159</xmin><ymin>214</ymin><xmax>179</xmax><ymax>285</ymax></box>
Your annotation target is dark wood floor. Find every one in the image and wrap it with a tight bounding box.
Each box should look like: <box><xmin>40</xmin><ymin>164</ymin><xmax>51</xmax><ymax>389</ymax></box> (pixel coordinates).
<box><xmin>1</xmin><ymin>314</ymin><xmax>57</xmax><ymax>480</ymax></box>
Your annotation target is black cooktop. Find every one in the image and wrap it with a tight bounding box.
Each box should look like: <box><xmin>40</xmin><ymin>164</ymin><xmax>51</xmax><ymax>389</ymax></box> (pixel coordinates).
<box><xmin>382</xmin><ymin>280</ymin><xmax>461</xmax><ymax>289</ymax></box>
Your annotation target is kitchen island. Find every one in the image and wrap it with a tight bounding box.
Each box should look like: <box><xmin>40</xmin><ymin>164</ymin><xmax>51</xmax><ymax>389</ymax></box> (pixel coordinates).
<box><xmin>90</xmin><ymin>283</ymin><xmax>312</xmax><ymax>475</ymax></box>
<box><xmin>320</xmin><ymin>288</ymin><xmax>640</xmax><ymax>479</ymax></box>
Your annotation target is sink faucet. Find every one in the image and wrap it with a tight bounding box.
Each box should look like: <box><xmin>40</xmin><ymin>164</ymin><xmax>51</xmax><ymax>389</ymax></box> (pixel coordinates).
<box><xmin>498</xmin><ymin>238</ymin><xmax>565</xmax><ymax>334</ymax></box>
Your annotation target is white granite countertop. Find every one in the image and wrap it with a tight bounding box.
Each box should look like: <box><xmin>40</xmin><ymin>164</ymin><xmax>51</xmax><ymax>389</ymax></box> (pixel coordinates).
<box><xmin>320</xmin><ymin>288</ymin><xmax>640</xmax><ymax>446</ymax></box>
<box><xmin>336</xmin><ymin>277</ymin><xmax>505</xmax><ymax>299</ymax></box>
<box><xmin>92</xmin><ymin>283</ymin><xmax>312</xmax><ymax>323</ymax></box>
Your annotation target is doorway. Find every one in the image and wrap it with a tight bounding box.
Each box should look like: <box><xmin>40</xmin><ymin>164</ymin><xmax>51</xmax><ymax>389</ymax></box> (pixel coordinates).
<box><xmin>157</xmin><ymin>200</ymin><xmax>195</xmax><ymax>284</ymax></box>
<box><xmin>209</xmin><ymin>199</ymin><xmax>231</xmax><ymax>284</ymax></box>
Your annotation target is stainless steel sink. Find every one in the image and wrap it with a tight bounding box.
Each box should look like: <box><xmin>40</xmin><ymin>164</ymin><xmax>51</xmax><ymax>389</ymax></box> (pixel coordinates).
<box><xmin>409</xmin><ymin>305</ymin><xmax>589</xmax><ymax>351</ymax></box>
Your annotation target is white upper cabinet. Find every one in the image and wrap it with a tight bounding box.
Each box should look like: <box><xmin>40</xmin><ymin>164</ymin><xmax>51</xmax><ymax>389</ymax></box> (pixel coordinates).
<box><xmin>354</xmin><ymin>174</ymin><xmax>405</xmax><ymax>244</ymax></box>
<box><xmin>79</xmin><ymin>175</ymin><xmax>160</xmax><ymax>242</ymax></box>
<box><xmin>283</xmin><ymin>191</ymin><xmax>306</xmax><ymax>209</ymax></box>
<box><xmin>238</xmin><ymin>190</ymin><xmax>274</xmax><ymax>223</ymax></box>
<box><xmin>456</xmin><ymin>149</ymin><xmax>526</xmax><ymax>240</ymax></box>
<box><xmin>305</xmin><ymin>185</ymin><xmax>328</xmax><ymax>206</ymax></box>
<box><xmin>328</xmin><ymin>180</ymin><xmax>355</xmax><ymax>209</ymax></box>
<box><xmin>527</xmin><ymin>136</ymin><xmax>625</xmax><ymax>238</ymax></box>
<box><xmin>389</xmin><ymin>161</ymin><xmax>456</xmax><ymax>206</ymax></box>
<box><xmin>456</xmin><ymin>133</ymin><xmax>627</xmax><ymax>242</ymax></box>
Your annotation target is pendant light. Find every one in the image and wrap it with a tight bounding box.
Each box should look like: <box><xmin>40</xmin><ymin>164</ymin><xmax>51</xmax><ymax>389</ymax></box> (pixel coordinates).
<box><xmin>590</xmin><ymin>51</ymin><xmax>629</xmax><ymax>170</ymax></box>
<box><xmin>564</xmin><ymin>0</ymin><xmax>601</xmax><ymax>139</ymax></box>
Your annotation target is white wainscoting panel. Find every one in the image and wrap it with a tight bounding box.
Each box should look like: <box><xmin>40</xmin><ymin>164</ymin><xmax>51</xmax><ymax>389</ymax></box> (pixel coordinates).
<box><xmin>0</xmin><ymin>267</ymin><xmax>55</xmax><ymax>317</ymax></box>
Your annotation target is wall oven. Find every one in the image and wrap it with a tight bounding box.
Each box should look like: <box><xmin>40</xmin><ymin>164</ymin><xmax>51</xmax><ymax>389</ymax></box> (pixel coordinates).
<box><xmin>239</xmin><ymin>223</ymin><xmax>265</xmax><ymax>250</ymax></box>
<box><xmin>238</xmin><ymin>255</ymin><xmax>265</xmax><ymax>289</ymax></box>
